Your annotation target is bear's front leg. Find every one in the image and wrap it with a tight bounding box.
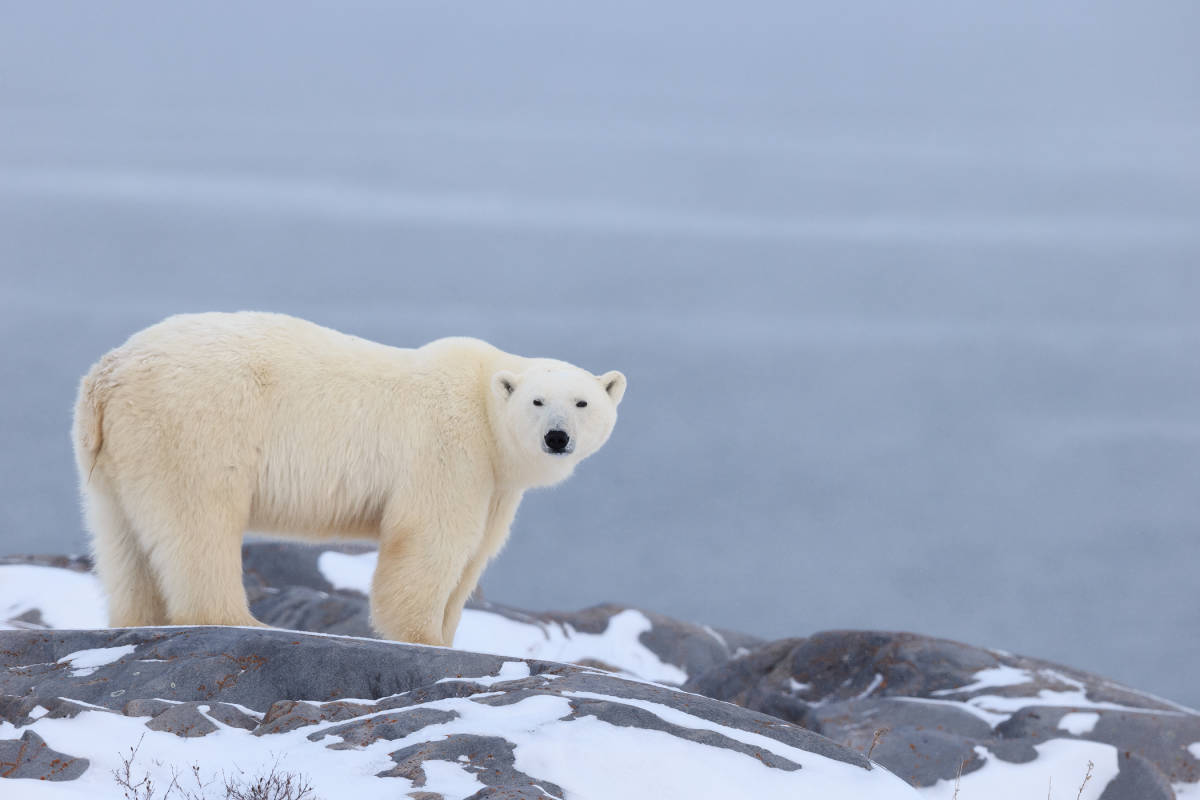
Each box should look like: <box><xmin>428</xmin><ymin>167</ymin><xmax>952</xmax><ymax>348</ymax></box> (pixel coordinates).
<box><xmin>371</xmin><ymin>503</ymin><xmax>487</xmax><ymax>646</ymax></box>
<box><xmin>441</xmin><ymin>490</ymin><xmax>523</xmax><ymax>645</ymax></box>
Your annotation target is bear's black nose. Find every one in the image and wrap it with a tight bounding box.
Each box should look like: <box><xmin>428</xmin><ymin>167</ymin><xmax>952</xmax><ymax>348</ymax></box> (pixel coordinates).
<box><xmin>544</xmin><ymin>429</ymin><xmax>570</xmax><ymax>453</ymax></box>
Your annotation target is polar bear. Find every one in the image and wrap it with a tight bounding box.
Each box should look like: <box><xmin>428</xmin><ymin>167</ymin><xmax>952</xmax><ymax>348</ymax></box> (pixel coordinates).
<box><xmin>71</xmin><ymin>312</ymin><xmax>625</xmax><ymax>646</ymax></box>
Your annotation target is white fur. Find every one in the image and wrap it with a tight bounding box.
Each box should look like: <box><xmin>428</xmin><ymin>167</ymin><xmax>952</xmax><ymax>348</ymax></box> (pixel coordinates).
<box><xmin>71</xmin><ymin>312</ymin><xmax>625</xmax><ymax>645</ymax></box>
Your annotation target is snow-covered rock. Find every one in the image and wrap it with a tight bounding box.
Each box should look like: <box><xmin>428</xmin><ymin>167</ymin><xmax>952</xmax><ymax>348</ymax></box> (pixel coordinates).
<box><xmin>685</xmin><ymin>631</ymin><xmax>1200</xmax><ymax>800</ymax></box>
<box><xmin>243</xmin><ymin>541</ymin><xmax>760</xmax><ymax>684</ymax></box>
<box><xmin>2</xmin><ymin>544</ymin><xmax>1197</xmax><ymax>799</ymax></box>
<box><xmin>0</xmin><ymin>627</ymin><xmax>917</xmax><ymax>799</ymax></box>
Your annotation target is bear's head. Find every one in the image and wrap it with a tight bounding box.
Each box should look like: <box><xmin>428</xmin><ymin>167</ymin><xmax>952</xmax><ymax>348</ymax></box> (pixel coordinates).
<box><xmin>491</xmin><ymin>363</ymin><xmax>626</xmax><ymax>488</ymax></box>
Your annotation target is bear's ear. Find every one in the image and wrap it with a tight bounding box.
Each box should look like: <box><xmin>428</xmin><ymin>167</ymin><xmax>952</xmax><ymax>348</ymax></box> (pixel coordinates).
<box><xmin>492</xmin><ymin>370</ymin><xmax>519</xmax><ymax>401</ymax></box>
<box><xmin>598</xmin><ymin>370</ymin><xmax>626</xmax><ymax>406</ymax></box>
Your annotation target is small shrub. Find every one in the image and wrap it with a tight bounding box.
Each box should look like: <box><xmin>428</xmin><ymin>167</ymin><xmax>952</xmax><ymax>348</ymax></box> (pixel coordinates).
<box><xmin>223</xmin><ymin>762</ymin><xmax>315</xmax><ymax>800</ymax></box>
<box><xmin>113</xmin><ymin>739</ymin><xmax>317</xmax><ymax>800</ymax></box>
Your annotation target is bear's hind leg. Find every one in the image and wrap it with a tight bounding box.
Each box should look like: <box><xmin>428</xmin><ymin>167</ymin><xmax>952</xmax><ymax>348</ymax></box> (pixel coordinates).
<box><xmin>85</xmin><ymin>480</ymin><xmax>168</xmax><ymax>627</ymax></box>
<box><xmin>132</xmin><ymin>493</ymin><xmax>263</xmax><ymax>628</ymax></box>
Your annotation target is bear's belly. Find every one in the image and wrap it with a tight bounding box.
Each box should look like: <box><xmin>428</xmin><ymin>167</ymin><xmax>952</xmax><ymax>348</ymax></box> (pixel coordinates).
<box><xmin>247</xmin><ymin>458</ymin><xmax>393</xmax><ymax>538</ymax></box>
<box><xmin>248</xmin><ymin>499</ymin><xmax>385</xmax><ymax>539</ymax></box>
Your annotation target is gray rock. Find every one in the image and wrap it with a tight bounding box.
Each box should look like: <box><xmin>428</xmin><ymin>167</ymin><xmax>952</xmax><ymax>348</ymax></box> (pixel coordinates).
<box><xmin>685</xmin><ymin>630</ymin><xmax>1200</xmax><ymax>799</ymax></box>
<box><xmin>145</xmin><ymin>702</ymin><xmax>220</xmax><ymax>737</ymax></box>
<box><xmin>0</xmin><ymin>553</ymin><xmax>93</xmax><ymax>573</ymax></box>
<box><xmin>122</xmin><ymin>698</ymin><xmax>176</xmax><ymax>718</ymax></box>
<box><xmin>0</xmin><ymin>627</ymin><xmax>517</xmax><ymax>711</ymax></box>
<box><xmin>471</xmin><ymin>598</ymin><xmax>762</xmax><ymax>682</ymax></box>
<box><xmin>241</xmin><ymin>540</ymin><xmax>345</xmax><ymax>594</ymax></box>
<box><xmin>254</xmin><ymin>699</ymin><xmax>361</xmax><ymax>735</ymax></box>
<box><xmin>0</xmin><ymin>626</ymin><xmax>916</xmax><ymax>797</ymax></box>
<box><xmin>562</xmin><ymin>696</ymin><xmax>802</xmax><ymax>770</ymax></box>
<box><xmin>3</xmin><ymin>543</ymin><xmax>758</xmax><ymax>683</ymax></box>
<box><xmin>242</xmin><ymin>541</ymin><xmax>377</xmax><ymax>638</ymax></box>
<box><xmin>4</xmin><ymin>543</ymin><xmax>1197</xmax><ymax>798</ymax></box>
<box><xmin>204</xmin><ymin>701</ymin><xmax>261</xmax><ymax>730</ymax></box>
<box><xmin>382</xmin><ymin>734</ymin><xmax>565</xmax><ymax>798</ymax></box>
<box><xmin>319</xmin><ymin>707</ymin><xmax>460</xmax><ymax>748</ymax></box>
<box><xmin>0</xmin><ymin>729</ymin><xmax>89</xmax><ymax>781</ymax></box>
<box><xmin>241</xmin><ymin>542</ymin><xmax>762</xmax><ymax>682</ymax></box>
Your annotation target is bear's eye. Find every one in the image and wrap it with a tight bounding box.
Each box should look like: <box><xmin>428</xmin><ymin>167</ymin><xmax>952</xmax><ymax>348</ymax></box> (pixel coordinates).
<box><xmin>576</xmin><ymin>401</ymin><xmax>587</xmax><ymax>408</ymax></box>
<box><xmin>532</xmin><ymin>399</ymin><xmax>544</xmax><ymax>407</ymax></box>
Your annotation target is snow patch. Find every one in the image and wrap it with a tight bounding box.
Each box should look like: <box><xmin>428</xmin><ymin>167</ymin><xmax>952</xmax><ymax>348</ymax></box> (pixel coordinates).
<box><xmin>957</xmin><ymin>687</ymin><xmax>1185</xmax><ymax>724</ymax></box>
<box><xmin>418</xmin><ymin>759</ymin><xmax>488</xmax><ymax>799</ymax></box>
<box><xmin>1176</xmin><ymin>778</ymin><xmax>1200</xmax><ymax>800</ymax></box>
<box><xmin>893</xmin><ymin>696</ymin><xmax>1012</xmax><ymax>729</ymax></box>
<box><xmin>566</xmin><ymin>690</ymin><xmax>838</xmax><ymax>770</ymax></box>
<box><xmin>316</xmin><ymin>550</ymin><xmax>377</xmax><ymax>594</ymax></box>
<box><xmin>454</xmin><ymin>608</ymin><xmax>688</xmax><ymax>685</ymax></box>
<box><xmin>57</xmin><ymin>645</ymin><xmax>137</xmax><ymax>677</ymax></box>
<box><xmin>437</xmin><ymin>660</ymin><xmax>532</xmax><ymax>687</ymax></box>
<box><xmin>931</xmin><ymin>665</ymin><xmax>1034</xmax><ymax>696</ymax></box>
<box><xmin>318</xmin><ymin>691</ymin><xmax>919</xmax><ymax>799</ymax></box>
<box><xmin>1041</xmin><ymin>669</ymin><xmax>1085</xmax><ymax>690</ymax></box>
<box><xmin>0</xmin><ymin>565</ymin><xmax>108</xmax><ymax>629</ymax></box>
<box><xmin>1057</xmin><ymin>712</ymin><xmax>1101</xmax><ymax>735</ymax></box>
<box><xmin>918</xmin><ymin>739</ymin><xmax>1119</xmax><ymax>800</ymax></box>
<box><xmin>701</xmin><ymin>625</ymin><xmax>727</xmax><ymax>649</ymax></box>
<box><xmin>0</xmin><ymin>704</ymin><xmax>407</xmax><ymax>799</ymax></box>
<box><xmin>921</xmin><ymin>664</ymin><xmax>1187</xmax><ymax>728</ymax></box>
<box><xmin>859</xmin><ymin>673</ymin><xmax>884</xmax><ymax>698</ymax></box>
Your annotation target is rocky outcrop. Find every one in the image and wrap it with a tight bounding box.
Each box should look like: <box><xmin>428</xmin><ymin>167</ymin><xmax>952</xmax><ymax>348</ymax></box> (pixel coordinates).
<box><xmin>240</xmin><ymin>541</ymin><xmax>761</xmax><ymax>683</ymax></box>
<box><xmin>0</xmin><ymin>627</ymin><xmax>917</xmax><ymax>798</ymax></box>
<box><xmin>2</xmin><ymin>543</ymin><xmax>1197</xmax><ymax>799</ymax></box>
<box><xmin>685</xmin><ymin>631</ymin><xmax>1200</xmax><ymax>799</ymax></box>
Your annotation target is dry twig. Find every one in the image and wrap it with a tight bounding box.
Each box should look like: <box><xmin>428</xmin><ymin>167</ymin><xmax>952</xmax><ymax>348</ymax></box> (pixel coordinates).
<box><xmin>866</xmin><ymin>727</ymin><xmax>890</xmax><ymax>760</ymax></box>
<box><xmin>1076</xmin><ymin>759</ymin><xmax>1095</xmax><ymax>800</ymax></box>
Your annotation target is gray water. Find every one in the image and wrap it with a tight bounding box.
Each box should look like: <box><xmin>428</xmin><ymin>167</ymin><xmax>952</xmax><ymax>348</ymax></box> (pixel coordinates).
<box><xmin>2</xmin><ymin>2</ymin><xmax>1199</xmax><ymax>707</ymax></box>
